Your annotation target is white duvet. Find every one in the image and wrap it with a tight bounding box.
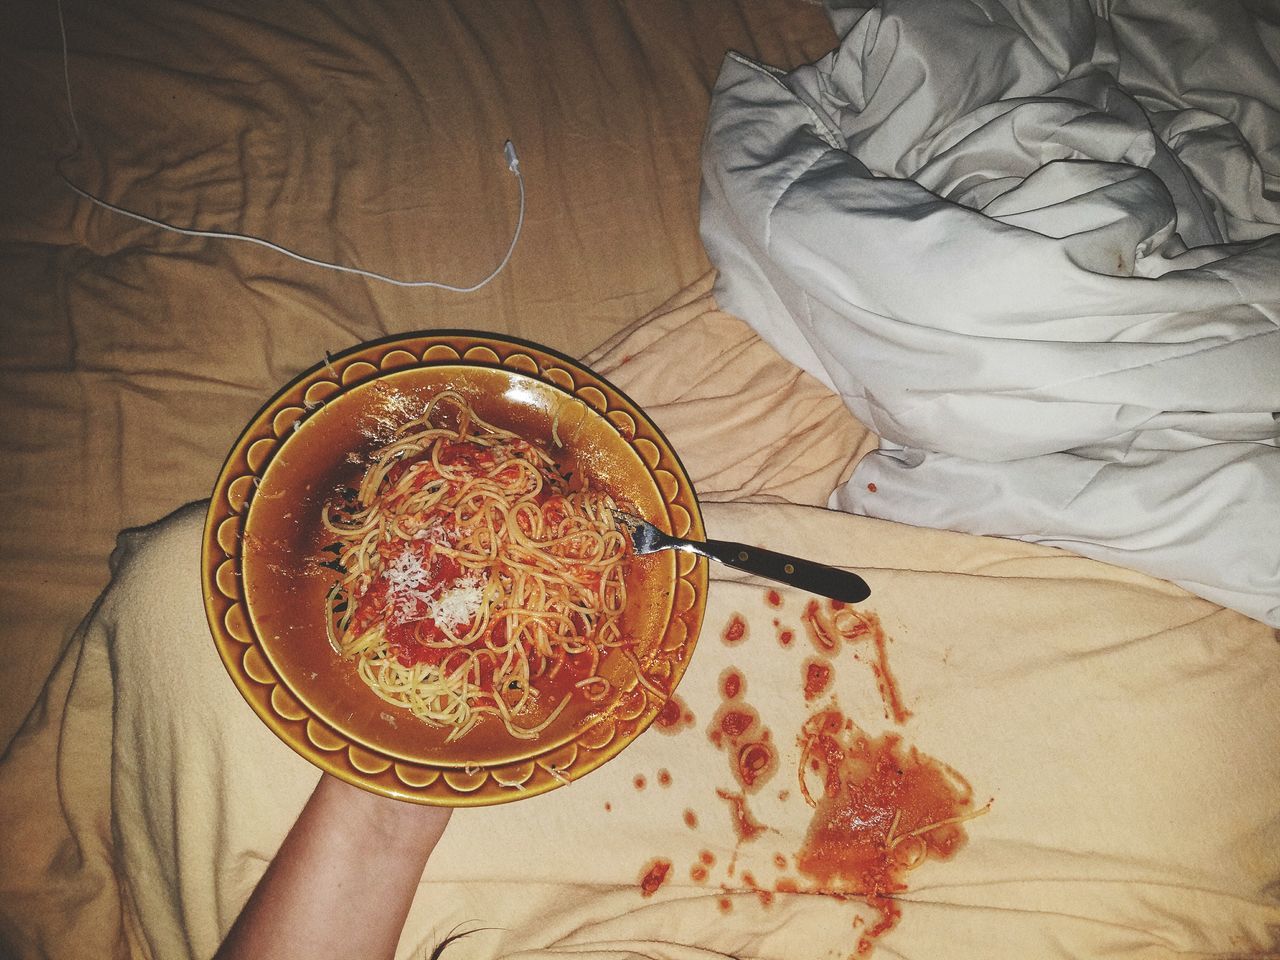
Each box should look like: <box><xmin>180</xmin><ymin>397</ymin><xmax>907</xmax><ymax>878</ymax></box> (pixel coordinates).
<box><xmin>700</xmin><ymin>0</ymin><xmax>1280</xmax><ymax>625</ymax></box>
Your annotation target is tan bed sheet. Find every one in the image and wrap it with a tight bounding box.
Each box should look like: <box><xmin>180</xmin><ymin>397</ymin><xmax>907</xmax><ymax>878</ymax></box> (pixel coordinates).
<box><xmin>0</xmin><ymin>0</ymin><xmax>835</xmax><ymax>747</ymax></box>
<box><xmin>2</xmin><ymin>279</ymin><xmax>1277</xmax><ymax>959</ymax></box>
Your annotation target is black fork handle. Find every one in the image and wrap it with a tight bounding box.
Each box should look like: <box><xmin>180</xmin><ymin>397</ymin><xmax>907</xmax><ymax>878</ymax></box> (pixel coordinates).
<box><xmin>680</xmin><ymin>537</ymin><xmax>871</xmax><ymax>604</ymax></box>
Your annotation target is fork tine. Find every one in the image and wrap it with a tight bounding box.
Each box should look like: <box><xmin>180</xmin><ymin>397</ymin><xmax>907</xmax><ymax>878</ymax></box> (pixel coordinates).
<box><xmin>611</xmin><ymin>509</ymin><xmax>662</xmax><ymax>555</ymax></box>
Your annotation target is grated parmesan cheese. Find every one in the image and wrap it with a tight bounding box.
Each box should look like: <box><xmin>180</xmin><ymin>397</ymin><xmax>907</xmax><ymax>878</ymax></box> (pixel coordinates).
<box><xmin>382</xmin><ymin>545</ymin><xmax>486</xmax><ymax>634</ymax></box>
<box><xmin>426</xmin><ymin>575</ymin><xmax>485</xmax><ymax>637</ymax></box>
<box><xmin>384</xmin><ymin>547</ymin><xmax>429</xmax><ymax>591</ymax></box>
<box><xmin>412</xmin><ymin>518</ymin><xmax>449</xmax><ymax>544</ymax></box>
<box><xmin>383</xmin><ymin>548</ymin><xmax>432</xmax><ymax>624</ymax></box>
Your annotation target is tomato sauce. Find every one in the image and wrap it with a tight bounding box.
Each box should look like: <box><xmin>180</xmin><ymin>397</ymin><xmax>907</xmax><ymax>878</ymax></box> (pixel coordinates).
<box><xmin>719</xmin><ymin>708</ymin><xmax>756</xmax><ymax>739</ymax></box>
<box><xmin>803</xmin><ymin>659</ymin><xmax>833</xmax><ymax>701</ymax></box>
<box><xmin>802</xmin><ymin>600</ymin><xmax>840</xmax><ymax>654</ymax></box>
<box><xmin>669</xmin><ymin>605</ymin><xmax>974</xmax><ymax>956</ymax></box>
<box><xmin>800</xmin><ymin>601</ymin><xmax>912</xmax><ymax>725</ymax></box>
<box><xmin>766</xmin><ymin>589</ymin><xmax>783</xmax><ymax>608</ymax></box>
<box><xmin>793</xmin><ymin>709</ymin><xmax>983</xmax><ymax>953</ymax></box>
<box><xmin>868</xmin><ymin>620</ymin><xmax>911</xmax><ymax>725</ymax></box>
<box><xmin>709</xmin><ymin>682</ymin><xmax>777</xmax><ymax>795</ymax></box>
<box><xmin>720</xmin><ymin>668</ymin><xmax>744</xmax><ymax>700</ymax></box>
<box><xmin>350</xmin><ymin>541</ymin><xmax>498</xmax><ymax>676</ymax></box>
<box><xmin>722</xmin><ymin>613</ymin><xmax>748</xmax><ymax>646</ymax></box>
<box><xmin>543</xmin><ymin>645</ymin><xmax>595</xmax><ymax>686</ymax></box>
<box><xmin>736</xmin><ymin>738</ymin><xmax>777</xmax><ymax>790</ymax></box>
<box><xmin>653</xmin><ymin>693</ymin><xmax>695</xmax><ymax>734</ymax></box>
<box><xmin>715</xmin><ymin>789</ymin><xmax>768</xmax><ymax>843</ymax></box>
<box><xmin>348</xmin><ymin>578</ymin><xmax>387</xmax><ymax>635</ymax></box>
<box><xmin>436</xmin><ymin>439</ymin><xmax>498</xmax><ymax>470</ymax></box>
<box><xmin>639</xmin><ymin>859</ymin><xmax>672</xmax><ymax>897</ymax></box>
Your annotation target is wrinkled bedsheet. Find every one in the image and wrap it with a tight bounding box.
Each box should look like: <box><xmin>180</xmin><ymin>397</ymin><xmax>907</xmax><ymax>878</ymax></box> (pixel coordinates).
<box><xmin>0</xmin><ymin>0</ymin><xmax>835</xmax><ymax>747</ymax></box>
<box><xmin>701</xmin><ymin>0</ymin><xmax>1280</xmax><ymax>625</ymax></box>
<box><xmin>3</xmin><ymin>279</ymin><xmax>1277</xmax><ymax>959</ymax></box>
<box><xmin>4</xmin><ymin>2</ymin><xmax>1279</xmax><ymax>956</ymax></box>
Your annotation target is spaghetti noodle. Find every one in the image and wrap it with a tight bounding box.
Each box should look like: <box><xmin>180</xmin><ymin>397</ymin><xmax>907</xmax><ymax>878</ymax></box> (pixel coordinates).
<box><xmin>322</xmin><ymin>391</ymin><xmax>632</xmax><ymax>741</ymax></box>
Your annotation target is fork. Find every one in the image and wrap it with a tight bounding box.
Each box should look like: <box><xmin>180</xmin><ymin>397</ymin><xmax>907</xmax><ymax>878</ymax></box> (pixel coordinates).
<box><xmin>613</xmin><ymin>510</ymin><xmax>870</xmax><ymax>604</ymax></box>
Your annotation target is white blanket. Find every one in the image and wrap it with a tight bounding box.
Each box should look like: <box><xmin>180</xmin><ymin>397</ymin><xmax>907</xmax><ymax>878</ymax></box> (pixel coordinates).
<box><xmin>700</xmin><ymin>0</ymin><xmax>1280</xmax><ymax>625</ymax></box>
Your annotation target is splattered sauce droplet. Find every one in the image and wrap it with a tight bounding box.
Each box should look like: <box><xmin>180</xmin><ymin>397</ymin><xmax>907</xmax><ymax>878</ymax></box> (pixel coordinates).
<box><xmin>719</xmin><ymin>707</ymin><xmax>756</xmax><ymax>739</ymax></box>
<box><xmin>832</xmin><ymin>606</ymin><xmax>912</xmax><ymax>725</ymax></box>
<box><xmin>722</xmin><ymin>613</ymin><xmax>748</xmax><ymax>646</ymax></box>
<box><xmin>653</xmin><ymin>693</ymin><xmax>696</xmax><ymax>734</ymax></box>
<box><xmin>709</xmin><ymin>672</ymin><xmax>778</xmax><ymax>795</ymax></box>
<box><xmin>639</xmin><ymin>858</ymin><xmax>672</xmax><ymax>897</ymax></box>
<box><xmin>736</xmin><ymin>738</ymin><xmax>777</xmax><ymax>789</ymax></box>
<box><xmin>803</xmin><ymin>658</ymin><xmax>833</xmax><ymax>701</ymax></box>
<box><xmin>716</xmin><ymin>789</ymin><xmax>768</xmax><ymax>843</ymax></box>
<box><xmin>720</xmin><ymin>667</ymin><xmax>744</xmax><ymax>700</ymax></box>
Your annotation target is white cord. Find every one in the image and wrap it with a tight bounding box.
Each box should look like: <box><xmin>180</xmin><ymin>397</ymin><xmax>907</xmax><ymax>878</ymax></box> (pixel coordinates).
<box><xmin>54</xmin><ymin>0</ymin><xmax>524</xmax><ymax>292</ymax></box>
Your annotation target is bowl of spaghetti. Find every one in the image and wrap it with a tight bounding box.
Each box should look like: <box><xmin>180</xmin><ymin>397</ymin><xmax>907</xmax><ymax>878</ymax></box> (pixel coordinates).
<box><xmin>202</xmin><ymin>332</ymin><xmax>706</xmax><ymax>805</ymax></box>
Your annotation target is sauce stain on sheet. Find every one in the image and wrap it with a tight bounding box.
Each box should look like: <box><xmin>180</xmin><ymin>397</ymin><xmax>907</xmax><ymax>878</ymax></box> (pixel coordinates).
<box><xmin>795</xmin><ymin>708</ymin><xmax>987</xmax><ymax>954</ymax></box>
<box><xmin>671</xmin><ymin>607</ymin><xmax>986</xmax><ymax>957</ymax></box>
<box><xmin>722</xmin><ymin>612</ymin><xmax>748</xmax><ymax>646</ymax></box>
<box><xmin>652</xmin><ymin>692</ymin><xmax>696</xmax><ymax>734</ymax></box>
<box><xmin>638</xmin><ymin>858</ymin><xmax>672</xmax><ymax>897</ymax></box>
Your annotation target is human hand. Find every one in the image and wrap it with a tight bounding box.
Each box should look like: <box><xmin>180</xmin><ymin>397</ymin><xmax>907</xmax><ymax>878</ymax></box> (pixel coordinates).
<box><xmin>216</xmin><ymin>773</ymin><xmax>453</xmax><ymax>960</ymax></box>
<box><xmin>317</xmin><ymin>772</ymin><xmax>454</xmax><ymax>847</ymax></box>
